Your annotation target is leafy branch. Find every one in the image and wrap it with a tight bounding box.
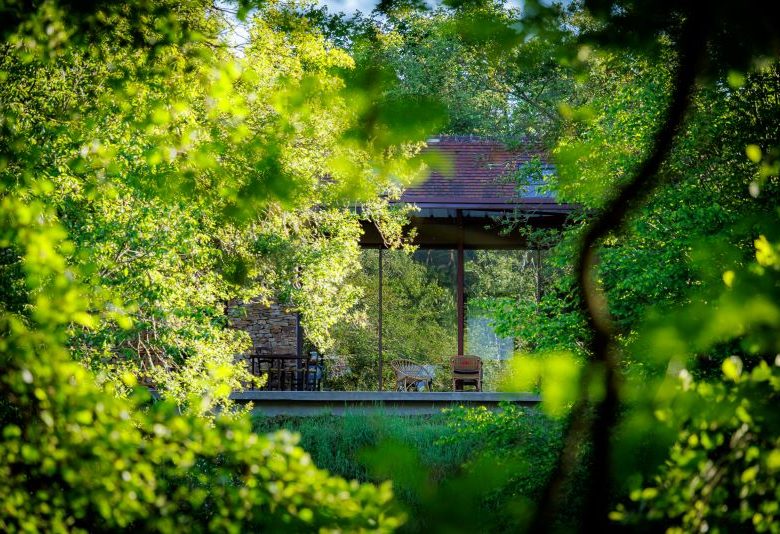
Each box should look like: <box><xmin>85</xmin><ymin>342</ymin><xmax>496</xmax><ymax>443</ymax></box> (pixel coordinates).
<box><xmin>530</xmin><ymin>9</ymin><xmax>710</xmax><ymax>532</ymax></box>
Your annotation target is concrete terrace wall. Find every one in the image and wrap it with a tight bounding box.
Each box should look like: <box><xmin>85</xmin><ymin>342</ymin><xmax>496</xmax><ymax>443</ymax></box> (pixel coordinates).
<box><xmin>231</xmin><ymin>391</ymin><xmax>542</xmax><ymax>416</ymax></box>
<box><xmin>229</xmin><ymin>299</ymin><xmax>298</xmax><ymax>354</ymax></box>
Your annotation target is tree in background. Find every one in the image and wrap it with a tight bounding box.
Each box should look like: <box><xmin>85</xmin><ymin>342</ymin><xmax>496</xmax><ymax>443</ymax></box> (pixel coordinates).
<box><xmin>498</xmin><ymin>1</ymin><xmax>780</xmax><ymax>531</ymax></box>
<box><xmin>3</xmin><ymin>0</ymin><xmax>780</xmax><ymax>531</ymax></box>
<box><xmin>313</xmin><ymin>0</ymin><xmax>576</xmax><ymax>381</ymax></box>
<box><xmin>0</xmin><ymin>0</ymin><xmax>433</xmax><ymax>410</ymax></box>
<box><xmin>328</xmin><ymin>249</ymin><xmax>457</xmax><ymax>390</ymax></box>
<box><xmin>328</xmin><ymin>247</ymin><xmax>549</xmax><ymax>391</ymax></box>
<box><xmin>315</xmin><ymin>1</ymin><xmax>780</xmax><ymax>530</ymax></box>
<box><xmin>0</xmin><ymin>0</ymin><xmax>436</xmax><ymax>529</ymax></box>
<box><xmin>308</xmin><ymin>0</ymin><xmax>579</xmax><ymax>145</ymax></box>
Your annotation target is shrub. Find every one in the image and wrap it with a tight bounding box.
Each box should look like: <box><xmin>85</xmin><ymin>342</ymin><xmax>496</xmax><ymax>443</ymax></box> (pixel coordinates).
<box><xmin>0</xmin><ymin>352</ymin><xmax>403</xmax><ymax>532</ymax></box>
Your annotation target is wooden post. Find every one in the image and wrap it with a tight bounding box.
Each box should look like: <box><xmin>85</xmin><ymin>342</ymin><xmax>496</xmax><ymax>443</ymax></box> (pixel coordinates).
<box><xmin>457</xmin><ymin>210</ymin><xmax>465</xmax><ymax>356</ymax></box>
<box><xmin>295</xmin><ymin>266</ymin><xmax>304</xmax><ymax>390</ymax></box>
<box><xmin>378</xmin><ymin>246</ymin><xmax>384</xmax><ymax>391</ymax></box>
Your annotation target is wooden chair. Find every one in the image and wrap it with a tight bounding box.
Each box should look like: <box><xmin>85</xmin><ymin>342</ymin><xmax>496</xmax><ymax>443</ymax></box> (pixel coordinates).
<box><xmin>451</xmin><ymin>355</ymin><xmax>483</xmax><ymax>391</ymax></box>
<box><xmin>390</xmin><ymin>359</ymin><xmax>434</xmax><ymax>391</ymax></box>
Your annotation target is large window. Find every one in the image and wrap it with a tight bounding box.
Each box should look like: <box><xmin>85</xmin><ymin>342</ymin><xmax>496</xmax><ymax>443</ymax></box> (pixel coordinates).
<box><xmin>326</xmin><ymin>248</ymin><xmax>543</xmax><ymax>391</ymax></box>
<box><xmin>327</xmin><ymin>249</ymin><xmax>456</xmax><ymax>390</ymax></box>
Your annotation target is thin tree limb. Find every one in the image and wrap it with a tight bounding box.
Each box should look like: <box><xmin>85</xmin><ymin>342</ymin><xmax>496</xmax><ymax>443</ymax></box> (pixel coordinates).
<box><xmin>529</xmin><ymin>9</ymin><xmax>709</xmax><ymax>533</ymax></box>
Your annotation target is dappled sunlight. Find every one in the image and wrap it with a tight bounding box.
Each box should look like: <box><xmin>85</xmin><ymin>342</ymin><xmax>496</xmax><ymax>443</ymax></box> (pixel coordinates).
<box><xmin>2</xmin><ymin>0</ymin><xmax>779</xmax><ymax>531</ymax></box>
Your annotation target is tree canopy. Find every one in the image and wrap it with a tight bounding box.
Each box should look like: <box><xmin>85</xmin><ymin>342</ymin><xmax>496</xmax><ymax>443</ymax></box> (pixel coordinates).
<box><xmin>2</xmin><ymin>0</ymin><xmax>780</xmax><ymax>531</ymax></box>
<box><xmin>0</xmin><ymin>0</ymin><xmax>427</xmax><ymax>529</ymax></box>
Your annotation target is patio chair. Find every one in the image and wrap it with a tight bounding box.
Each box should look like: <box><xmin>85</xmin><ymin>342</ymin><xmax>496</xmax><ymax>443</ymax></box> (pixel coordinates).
<box><xmin>390</xmin><ymin>359</ymin><xmax>434</xmax><ymax>391</ymax></box>
<box><xmin>451</xmin><ymin>355</ymin><xmax>483</xmax><ymax>391</ymax></box>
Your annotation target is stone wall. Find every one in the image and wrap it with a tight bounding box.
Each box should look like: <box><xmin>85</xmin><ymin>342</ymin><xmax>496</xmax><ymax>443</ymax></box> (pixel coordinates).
<box><xmin>229</xmin><ymin>299</ymin><xmax>299</xmax><ymax>355</ymax></box>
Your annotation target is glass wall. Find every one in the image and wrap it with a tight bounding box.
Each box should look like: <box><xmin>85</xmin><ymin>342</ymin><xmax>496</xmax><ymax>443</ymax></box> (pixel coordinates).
<box><xmin>465</xmin><ymin>249</ymin><xmax>542</xmax><ymax>390</ymax></box>
<box><xmin>325</xmin><ymin>248</ymin><xmax>542</xmax><ymax>391</ymax></box>
<box><xmin>326</xmin><ymin>248</ymin><xmax>457</xmax><ymax>390</ymax></box>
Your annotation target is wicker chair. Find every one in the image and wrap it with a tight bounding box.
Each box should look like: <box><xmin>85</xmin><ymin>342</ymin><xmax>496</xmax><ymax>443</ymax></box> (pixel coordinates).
<box><xmin>451</xmin><ymin>355</ymin><xmax>483</xmax><ymax>391</ymax></box>
<box><xmin>390</xmin><ymin>359</ymin><xmax>434</xmax><ymax>391</ymax></box>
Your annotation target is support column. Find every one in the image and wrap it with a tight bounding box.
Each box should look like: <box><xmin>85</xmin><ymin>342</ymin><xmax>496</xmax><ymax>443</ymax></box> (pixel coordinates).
<box><xmin>378</xmin><ymin>246</ymin><xmax>384</xmax><ymax>391</ymax></box>
<box><xmin>457</xmin><ymin>210</ymin><xmax>465</xmax><ymax>356</ymax></box>
<box><xmin>295</xmin><ymin>266</ymin><xmax>304</xmax><ymax>391</ymax></box>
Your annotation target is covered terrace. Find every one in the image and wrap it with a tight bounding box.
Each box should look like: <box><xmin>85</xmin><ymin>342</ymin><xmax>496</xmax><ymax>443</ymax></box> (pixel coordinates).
<box><xmin>238</xmin><ymin>136</ymin><xmax>573</xmax><ymax>414</ymax></box>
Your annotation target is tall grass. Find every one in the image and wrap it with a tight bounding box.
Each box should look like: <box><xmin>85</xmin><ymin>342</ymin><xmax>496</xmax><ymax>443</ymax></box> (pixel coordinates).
<box><xmin>253</xmin><ymin>412</ymin><xmax>474</xmax><ymax>491</ymax></box>
<box><xmin>253</xmin><ymin>407</ymin><xmax>581</xmax><ymax>533</ymax></box>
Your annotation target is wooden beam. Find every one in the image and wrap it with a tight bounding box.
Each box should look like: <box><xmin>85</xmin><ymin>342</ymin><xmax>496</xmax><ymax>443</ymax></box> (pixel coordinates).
<box><xmin>358</xmin><ymin>213</ymin><xmax>569</xmax><ymax>250</ymax></box>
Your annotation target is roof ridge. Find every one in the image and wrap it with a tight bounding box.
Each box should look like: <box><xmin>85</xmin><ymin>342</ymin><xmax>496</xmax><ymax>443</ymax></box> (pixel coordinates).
<box><xmin>426</xmin><ymin>134</ymin><xmax>545</xmax><ymax>151</ymax></box>
<box><xmin>427</xmin><ymin>134</ymin><xmax>504</xmax><ymax>144</ymax></box>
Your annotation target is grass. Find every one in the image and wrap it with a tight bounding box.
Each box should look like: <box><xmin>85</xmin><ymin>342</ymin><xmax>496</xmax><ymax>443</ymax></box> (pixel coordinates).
<box><xmin>253</xmin><ymin>411</ymin><xmax>474</xmax><ymax>494</ymax></box>
<box><xmin>252</xmin><ymin>406</ymin><xmax>580</xmax><ymax>533</ymax></box>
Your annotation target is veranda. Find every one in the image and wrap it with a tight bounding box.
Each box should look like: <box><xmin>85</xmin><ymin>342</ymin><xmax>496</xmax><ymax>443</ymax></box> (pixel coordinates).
<box><xmin>237</xmin><ymin>136</ymin><xmax>573</xmax><ymax>414</ymax></box>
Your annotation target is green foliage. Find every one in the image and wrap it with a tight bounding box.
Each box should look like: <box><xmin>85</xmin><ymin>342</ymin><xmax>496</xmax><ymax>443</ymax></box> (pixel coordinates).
<box><xmin>615</xmin><ymin>362</ymin><xmax>780</xmax><ymax>532</ymax></box>
<box><xmin>611</xmin><ymin>231</ymin><xmax>780</xmax><ymax>532</ymax></box>
<box><xmin>253</xmin><ymin>406</ymin><xmax>577</xmax><ymax>533</ymax></box>
<box><xmin>498</xmin><ymin>44</ymin><xmax>780</xmax><ymax>361</ymax></box>
<box><xmin>466</xmin><ymin>249</ymin><xmax>540</xmax><ymax>303</ymax></box>
<box><xmin>0</xmin><ymin>0</ymin><xmax>435</xmax><ymax>408</ymax></box>
<box><xmin>0</xmin><ymin>182</ymin><xmax>402</xmax><ymax>531</ymax></box>
<box><xmin>328</xmin><ymin>247</ymin><xmax>550</xmax><ymax>390</ymax></box>
<box><xmin>329</xmin><ymin>249</ymin><xmax>457</xmax><ymax>390</ymax></box>
<box><xmin>253</xmin><ymin>412</ymin><xmax>473</xmax><ymax>488</ymax></box>
<box><xmin>529</xmin><ymin>16</ymin><xmax>780</xmax><ymax>534</ymax></box>
<box><xmin>4</xmin><ymin>0</ymin><xmax>780</xmax><ymax>531</ymax></box>
<box><xmin>0</xmin><ymin>0</ymin><xmax>444</xmax><ymax>530</ymax></box>
<box><xmin>0</xmin><ymin>364</ymin><xmax>400</xmax><ymax>532</ymax></box>
<box><xmin>459</xmin><ymin>4</ymin><xmax>780</xmax><ymax>530</ymax></box>
<box><xmin>310</xmin><ymin>0</ymin><xmax>577</xmax><ymax>144</ymax></box>
<box><xmin>437</xmin><ymin>405</ymin><xmax>575</xmax><ymax>508</ymax></box>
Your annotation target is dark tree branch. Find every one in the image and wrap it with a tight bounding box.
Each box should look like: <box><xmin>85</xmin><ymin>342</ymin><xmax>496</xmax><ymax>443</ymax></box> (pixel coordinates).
<box><xmin>529</xmin><ymin>9</ymin><xmax>709</xmax><ymax>533</ymax></box>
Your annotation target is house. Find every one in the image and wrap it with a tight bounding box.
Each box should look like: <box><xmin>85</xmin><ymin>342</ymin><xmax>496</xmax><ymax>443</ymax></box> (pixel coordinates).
<box><xmin>231</xmin><ymin>136</ymin><xmax>573</xmax><ymax>396</ymax></box>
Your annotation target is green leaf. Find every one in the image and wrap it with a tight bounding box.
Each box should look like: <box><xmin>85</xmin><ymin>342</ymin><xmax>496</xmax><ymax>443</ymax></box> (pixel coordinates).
<box><xmin>746</xmin><ymin>144</ymin><xmax>762</xmax><ymax>163</ymax></box>
<box><xmin>722</xmin><ymin>356</ymin><xmax>743</xmax><ymax>382</ymax></box>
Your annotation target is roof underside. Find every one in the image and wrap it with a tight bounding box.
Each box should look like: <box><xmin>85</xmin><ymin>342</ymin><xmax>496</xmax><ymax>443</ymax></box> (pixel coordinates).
<box><xmin>360</xmin><ymin>136</ymin><xmax>573</xmax><ymax>250</ymax></box>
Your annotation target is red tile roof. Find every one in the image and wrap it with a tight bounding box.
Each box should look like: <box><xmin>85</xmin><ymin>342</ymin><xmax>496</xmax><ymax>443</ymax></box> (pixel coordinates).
<box><xmin>399</xmin><ymin>136</ymin><xmax>562</xmax><ymax>209</ymax></box>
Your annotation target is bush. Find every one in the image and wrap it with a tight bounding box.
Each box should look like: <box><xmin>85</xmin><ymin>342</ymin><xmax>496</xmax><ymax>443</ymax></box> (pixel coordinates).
<box><xmin>0</xmin><ymin>351</ymin><xmax>403</xmax><ymax>532</ymax></box>
<box><xmin>615</xmin><ymin>361</ymin><xmax>780</xmax><ymax>532</ymax></box>
<box><xmin>0</xmin><ymin>172</ymin><xmax>402</xmax><ymax>532</ymax></box>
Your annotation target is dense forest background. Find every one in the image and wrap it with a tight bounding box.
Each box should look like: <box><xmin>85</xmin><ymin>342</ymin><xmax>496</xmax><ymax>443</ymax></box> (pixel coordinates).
<box><xmin>2</xmin><ymin>0</ymin><xmax>779</xmax><ymax>531</ymax></box>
